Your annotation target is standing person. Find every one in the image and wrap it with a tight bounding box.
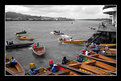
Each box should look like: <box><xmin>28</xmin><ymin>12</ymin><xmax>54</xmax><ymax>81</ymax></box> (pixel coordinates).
<box><xmin>34</xmin><ymin>43</ymin><xmax>37</xmax><ymax>48</ymax></box>
<box><xmin>49</xmin><ymin>60</ymin><xmax>54</xmax><ymax>69</ymax></box>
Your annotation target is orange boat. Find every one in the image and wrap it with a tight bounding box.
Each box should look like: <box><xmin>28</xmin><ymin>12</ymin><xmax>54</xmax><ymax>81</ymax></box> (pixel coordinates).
<box><xmin>58</xmin><ymin>59</ymin><xmax>116</xmax><ymax>75</ymax></box>
<box><xmin>32</xmin><ymin>46</ymin><xmax>46</xmax><ymax>56</ymax></box>
<box><xmin>16</xmin><ymin>35</ymin><xmax>34</xmax><ymax>41</ymax></box>
<box><xmin>80</xmin><ymin>52</ymin><xmax>116</xmax><ymax>67</ymax></box>
<box><xmin>99</xmin><ymin>44</ymin><xmax>116</xmax><ymax>47</ymax></box>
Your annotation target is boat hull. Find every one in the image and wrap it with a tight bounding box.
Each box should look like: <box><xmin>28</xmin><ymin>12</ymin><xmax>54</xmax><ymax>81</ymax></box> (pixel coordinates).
<box><xmin>60</xmin><ymin>40</ymin><xmax>87</xmax><ymax>44</ymax></box>
<box><xmin>17</xmin><ymin>36</ymin><xmax>34</xmax><ymax>41</ymax></box>
<box><xmin>6</xmin><ymin>43</ymin><xmax>33</xmax><ymax>49</ymax></box>
<box><xmin>32</xmin><ymin>46</ymin><xmax>46</xmax><ymax>56</ymax></box>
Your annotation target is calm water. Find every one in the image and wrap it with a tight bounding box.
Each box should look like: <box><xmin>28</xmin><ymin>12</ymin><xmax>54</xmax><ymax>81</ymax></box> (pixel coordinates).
<box><xmin>5</xmin><ymin>20</ymin><xmax>101</xmax><ymax>73</ymax></box>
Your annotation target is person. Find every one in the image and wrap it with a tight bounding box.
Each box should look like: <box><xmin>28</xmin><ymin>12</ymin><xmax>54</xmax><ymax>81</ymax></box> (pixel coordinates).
<box><xmin>105</xmin><ymin>45</ymin><xmax>109</xmax><ymax>50</ymax></box>
<box><xmin>9</xmin><ymin>57</ymin><xmax>17</xmax><ymax>67</ymax></box>
<box><xmin>85</xmin><ymin>50</ymin><xmax>89</xmax><ymax>56</ymax></box>
<box><xmin>59</xmin><ymin>38</ymin><xmax>63</xmax><ymax>41</ymax></box>
<box><xmin>94</xmin><ymin>45</ymin><xmax>100</xmax><ymax>54</ymax></box>
<box><xmin>77</xmin><ymin>55</ymin><xmax>83</xmax><ymax>62</ymax></box>
<box><xmin>34</xmin><ymin>43</ymin><xmax>37</xmax><ymax>48</ymax></box>
<box><xmin>6</xmin><ymin>41</ymin><xmax>9</xmax><ymax>45</ymax></box>
<box><xmin>36</xmin><ymin>42</ymin><xmax>39</xmax><ymax>47</ymax></box>
<box><xmin>82</xmin><ymin>48</ymin><xmax>87</xmax><ymax>53</ymax></box>
<box><xmin>52</xmin><ymin>64</ymin><xmax>58</xmax><ymax>73</ymax></box>
<box><xmin>49</xmin><ymin>60</ymin><xmax>54</xmax><ymax>69</ymax></box>
<box><xmin>62</xmin><ymin>56</ymin><xmax>68</xmax><ymax>64</ymax></box>
<box><xmin>29</xmin><ymin>68</ymin><xmax>35</xmax><ymax>75</ymax></box>
<box><xmin>62</xmin><ymin>38</ymin><xmax>66</xmax><ymax>41</ymax></box>
<box><xmin>102</xmin><ymin>50</ymin><xmax>107</xmax><ymax>54</ymax></box>
<box><xmin>90</xmin><ymin>42</ymin><xmax>95</xmax><ymax>48</ymax></box>
<box><xmin>85</xmin><ymin>42</ymin><xmax>89</xmax><ymax>48</ymax></box>
<box><xmin>69</xmin><ymin>37</ymin><xmax>73</xmax><ymax>41</ymax></box>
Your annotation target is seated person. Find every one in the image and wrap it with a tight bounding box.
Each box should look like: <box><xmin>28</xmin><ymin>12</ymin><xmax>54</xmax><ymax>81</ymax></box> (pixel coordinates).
<box><xmin>62</xmin><ymin>56</ymin><xmax>68</xmax><ymax>64</ymax></box>
<box><xmin>52</xmin><ymin>64</ymin><xmax>59</xmax><ymax>73</ymax></box>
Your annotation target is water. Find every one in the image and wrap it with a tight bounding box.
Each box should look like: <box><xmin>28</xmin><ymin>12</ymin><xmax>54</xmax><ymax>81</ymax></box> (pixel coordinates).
<box><xmin>5</xmin><ymin>20</ymin><xmax>101</xmax><ymax>73</ymax></box>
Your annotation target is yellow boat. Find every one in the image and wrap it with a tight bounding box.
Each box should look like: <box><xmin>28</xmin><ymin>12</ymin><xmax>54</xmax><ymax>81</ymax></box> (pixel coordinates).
<box><xmin>99</xmin><ymin>44</ymin><xmax>116</xmax><ymax>47</ymax></box>
<box><xmin>60</xmin><ymin>40</ymin><xmax>87</xmax><ymax>44</ymax></box>
<box><xmin>17</xmin><ymin>36</ymin><xmax>34</xmax><ymax>41</ymax></box>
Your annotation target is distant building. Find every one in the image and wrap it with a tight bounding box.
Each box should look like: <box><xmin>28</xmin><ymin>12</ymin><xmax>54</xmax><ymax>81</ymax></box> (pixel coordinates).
<box><xmin>103</xmin><ymin>5</ymin><xmax>117</xmax><ymax>27</ymax></box>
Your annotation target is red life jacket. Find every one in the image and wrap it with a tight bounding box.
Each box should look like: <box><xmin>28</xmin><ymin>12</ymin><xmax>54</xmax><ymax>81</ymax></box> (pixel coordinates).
<box><xmin>49</xmin><ymin>60</ymin><xmax>54</xmax><ymax>65</ymax></box>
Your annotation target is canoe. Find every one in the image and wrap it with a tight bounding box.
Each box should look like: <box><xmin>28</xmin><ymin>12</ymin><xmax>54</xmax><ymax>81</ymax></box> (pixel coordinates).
<box><xmin>16</xmin><ymin>31</ymin><xmax>27</xmax><ymax>34</ymax></box>
<box><xmin>6</xmin><ymin>42</ymin><xmax>33</xmax><ymax>49</ymax></box>
<box><xmin>51</xmin><ymin>31</ymin><xmax>64</xmax><ymax>35</ymax></box>
<box><xmin>99</xmin><ymin>44</ymin><xmax>116</xmax><ymax>47</ymax></box>
<box><xmin>58</xmin><ymin>59</ymin><xmax>116</xmax><ymax>75</ymax></box>
<box><xmin>80</xmin><ymin>52</ymin><xmax>116</xmax><ymax>67</ymax></box>
<box><xmin>32</xmin><ymin>46</ymin><xmax>46</xmax><ymax>56</ymax></box>
<box><xmin>5</xmin><ymin>59</ymin><xmax>25</xmax><ymax>75</ymax></box>
<box><xmin>47</xmin><ymin>65</ymin><xmax>79</xmax><ymax>75</ymax></box>
<box><xmin>17</xmin><ymin>36</ymin><xmax>34</xmax><ymax>41</ymax></box>
<box><xmin>60</xmin><ymin>40</ymin><xmax>87</xmax><ymax>44</ymax></box>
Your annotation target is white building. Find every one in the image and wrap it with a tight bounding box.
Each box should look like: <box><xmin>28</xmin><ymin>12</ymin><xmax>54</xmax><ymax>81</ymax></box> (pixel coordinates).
<box><xmin>103</xmin><ymin>5</ymin><xmax>117</xmax><ymax>27</ymax></box>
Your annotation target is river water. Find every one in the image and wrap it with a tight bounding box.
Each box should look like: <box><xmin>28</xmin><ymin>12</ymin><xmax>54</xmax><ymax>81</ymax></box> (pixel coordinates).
<box><xmin>5</xmin><ymin>20</ymin><xmax>101</xmax><ymax>74</ymax></box>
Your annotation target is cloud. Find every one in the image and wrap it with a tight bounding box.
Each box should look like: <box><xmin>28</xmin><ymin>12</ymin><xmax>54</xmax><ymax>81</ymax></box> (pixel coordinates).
<box><xmin>5</xmin><ymin>5</ymin><xmax>109</xmax><ymax>19</ymax></box>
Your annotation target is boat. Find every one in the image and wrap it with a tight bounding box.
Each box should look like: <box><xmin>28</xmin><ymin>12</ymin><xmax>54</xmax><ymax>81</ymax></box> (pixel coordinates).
<box><xmin>5</xmin><ymin>58</ymin><xmax>25</xmax><ymax>75</ymax></box>
<box><xmin>47</xmin><ymin>64</ymin><xmax>79</xmax><ymax>75</ymax></box>
<box><xmin>6</xmin><ymin>42</ymin><xmax>33</xmax><ymax>49</ymax></box>
<box><xmin>16</xmin><ymin>30</ymin><xmax>27</xmax><ymax>34</ymax></box>
<box><xmin>80</xmin><ymin>52</ymin><xmax>116</xmax><ymax>67</ymax></box>
<box><xmin>58</xmin><ymin>59</ymin><xmax>116</xmax><ymax>75</ymax></box>
<box><xmin>16</xmin><ymin>35</ymin><xmax>34</xmax><ymax>41</ymax></box>
<box><xmin>60</xmin><ymin>40</ymin><xmax>87</xmax><ymax>44</ymax></box>
<box><xmin>99</xmin><ymin>44</ymin><xmax>116</xmax><ymax>47</ymax></box>
<box><xmin>32</xmin><ymin>45</ymin><xmax>46</xmax><ymax>56</ymax></box>
<box><xmin>51</xmin><ymin>31</ymin><xmax>64</xmax><ymax>35</ymax></box>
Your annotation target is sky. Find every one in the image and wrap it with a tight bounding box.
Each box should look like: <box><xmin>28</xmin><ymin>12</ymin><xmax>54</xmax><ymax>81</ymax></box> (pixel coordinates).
<box><xmin>5</xmin><ymin>5</ymin><xmax>109</xmax><ymax>19</ymax></box>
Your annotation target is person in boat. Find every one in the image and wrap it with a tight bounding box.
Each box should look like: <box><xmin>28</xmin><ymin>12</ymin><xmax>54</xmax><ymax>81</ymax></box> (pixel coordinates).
<box><xmin>34</xmin><ymin>43</ymin><xmax>37</xmax><ymax>48</ymax></box>
<box><xmin>28</xmin><ymin>67</ymin><xmax>40</xmax><ymax>75</ymax></box>
<box><xmin>36</xmin><ymin>42</ymin><xmax>39</xmax><ymax>47</ymax></box>
<box><xmin>85</xmin><ymin>42</ymin><xmax>89</xmax><ymax>48</ymax></box>
<box><xmin>62</xmin><ymin>38</ymin><xmax>66</xmax><ymax>41</ymax></box>
<box><xmin>52</xmin><ymin>64</ymin><xmax>59</xmax><ymax>73</ymax></box>
<box><xmin>69</xmin><ymin>37</ymin><xmax>73</xmax><ymax>41</ymax></box>
<box><xmin>7</xmin><ymin>57</ymin><xmax>17</xmax><ymax>67</ymax></box>
<box><xmin>94</xmin><ymin>45</ymin><xmax>100</xmax><ymax>54</ymax></box>
<box><xmin>82</xmin><ymin>48</ymin><xmax>87</xmax><ymax>53</ymax></box>
<box><xmin>59</xmin><ymin>38</ymin><xmax>63</xmax><ymax>41</ymax></box>
<box><xmin>102</xmin><ymin>49</ymin><xmax>107</xmax><ymax>54</ymax></box>
<box><xmin>62</xmin><ymin>56</ymin><xmax>68</xmax><ymax>64</ymax></box>
<box><xmin>6</xmin><ymin>41</ymin><xmax>9</xmax><ymax>45</ymax></box>
<box><xmin>90</xmin><ymin>42</ymin><xmax>95</xmax><ymax>48</ymax></box>
<box><xmin>105</xmin><ymin>45</ymin><xmax>109</xmax><ymax>50</ymax></box>
<box><xmin>77</xmin><ymin>55</ymin><xmax>83</xmax><ymax>62</ymax></box>
<box><xmin>17</xmin><ymin>34</ymin><xmax>21</xmax><ymax>38</ymax></box>
<box><xmin>49</xmin><ymin>60</ymin><xmax>54</xmax><ymax>69</ymax></box>
<box><xmin>85</xmin><ymin>50</ymin><xmax>89</xmax><ymax>56</ymax></box>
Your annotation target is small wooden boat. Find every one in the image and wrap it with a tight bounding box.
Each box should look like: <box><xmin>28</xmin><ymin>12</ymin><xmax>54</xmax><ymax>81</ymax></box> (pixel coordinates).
<box><xmin>80</xmin><ymin>52</ymin><xmax>116</xmax><ymax>67</ymax></box>
<box><xmin>5</xmin><ymin>59</ymin><xmax>25</xmax><ymax>75</ymax></box>
<box><xmin>17</xmin><ymin>36</ymin><xmax>34</xmax><ymax>41</ymax></box>
<box><xmin>6</xmin><ymin>42</ymin><xmax>33</xmax><ymax>49</ymax></box>
<box><xmin>60</xmin><ymin>40</ymin><xmax>87</xmax><ymax>44</ymax></box>
<box><xmin>51</xmin><ymin>31</ymin><xmax>64</xmax><ymax>35</ymax></box>
<box><xmin>58</xmin><ymin>59</ymin><xmax>116</xmax><ymax>75</ymax></box>
<box><xmin>16</xmin><ymin>31</ymin><xmax>27</xmax><ymax>34</ymax></box>
<box><xmin>47</xmin><ymin>65</ymin><xmax>79</xmax><ymax>75</ymax></box>
<box><xmin>32</xmin><ymin>45</ymin><xmax>46</xmax><ymax>56</ymax></box>
<box><xmin>99</xmin><ymin>44</ymin><xmax>116</xmax><ymax>47</ymax></box>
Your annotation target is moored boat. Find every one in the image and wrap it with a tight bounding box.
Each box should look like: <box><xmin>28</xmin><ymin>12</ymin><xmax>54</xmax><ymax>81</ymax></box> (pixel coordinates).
<box><xmin>32</xmin><ymin>45</ymin><xmax>46</xmax><ymax>56</ymax></box>
<box><xmin>5</xmin><ymin>58</ymin><xmax>25</xmax><ymax>75</ymax></box>
<box><xmin>80</xmin><ymin>52</ymin><xmax>116</xmax><ymax>67</ymax></box>
<box><xmin>6</xmin><ymin>42</ymin><xmax>33</xmax><ymax>49</ymax></box>
<box><xmin>51</xmin><ymin>31</ymin><xmax>64</xmax><ymax>35</ymax></box>
<box><xmin>60</xmin><ymin>40</ymin><xmax>87</xmax><ymax>44</ymax></box>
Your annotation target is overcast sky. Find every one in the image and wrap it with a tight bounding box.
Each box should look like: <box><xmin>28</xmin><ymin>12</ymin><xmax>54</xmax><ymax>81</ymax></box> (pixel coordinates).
<box><xmin>5</xmin><ymin>5</ymin><xmax>109</xmax><ymax>19</ymax></box>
